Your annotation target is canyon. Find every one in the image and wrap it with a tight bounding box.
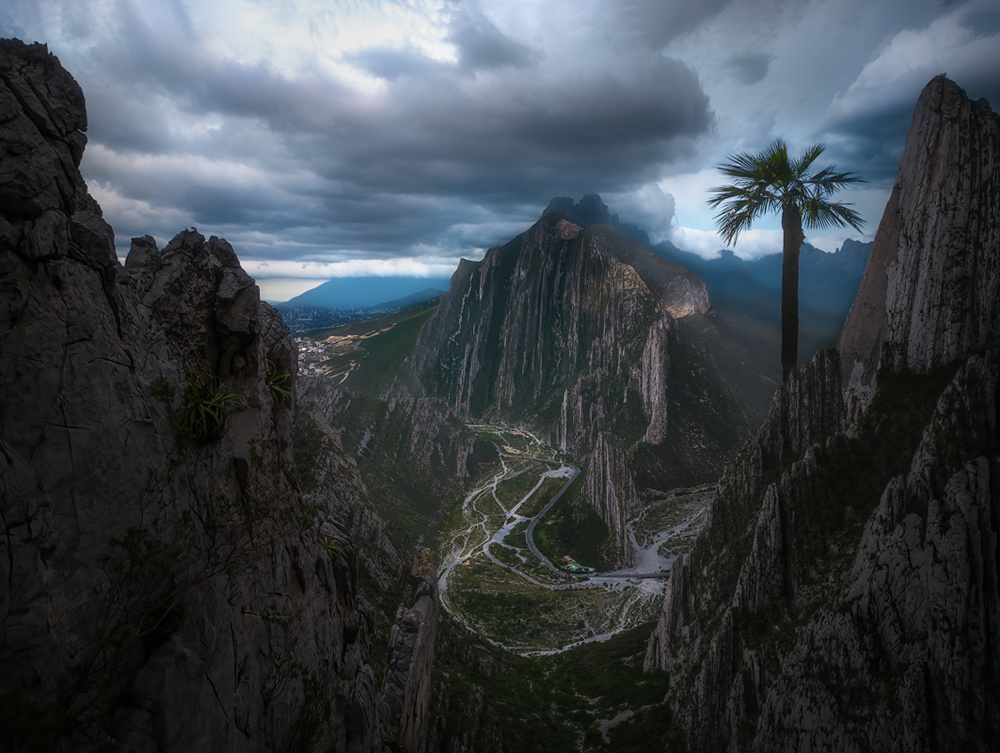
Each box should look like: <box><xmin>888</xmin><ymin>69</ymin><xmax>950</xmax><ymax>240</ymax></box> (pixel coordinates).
<box><xmin>2</xmin><ymin>37</ymin><xmax>997</xmax><ymax>753</ymax></box>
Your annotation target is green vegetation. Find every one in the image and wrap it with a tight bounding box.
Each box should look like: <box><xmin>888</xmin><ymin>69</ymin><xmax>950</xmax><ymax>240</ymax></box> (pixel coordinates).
<box><xmin>179</xmin><ymin>372</ymin><xmax>239</xmax><ymax>442</ymax></box>
<box><xmin>305</xmin><ymin>297</ymin><xmax>439</xmax><ymax>340</ymax></box>
<box><xmin>518</xmin><ymin>476</ymin><xmax>569</xmax><ymax>518</ymax></box>
<box><xmin>316</xmin><ymin>302</ymin><xmax>439</xmax><ymax>395</ymax></box>
<box><xmin>266</xmin><ymin>359</ymin><xmax>291</xmax><ymax>406</ymax></box>
<box><xmin>533</xmin><ymin>477</ymin><xmax>614</xmax><ymax>572</ymax></box>
<box><xmin>319</xmin><ymin>536</ymin><xmax>341</xmax><ymax>559</ymax></box>
<box><xmin>439</xmin><ymin>428</ymin><xmax>671</xmax><ymax>652</ymax></box>
<box><xmin>150</xmin><ymin>377</ymin><xmax>175</xmax><ymax>400</ymax></box>
<box><xmin>494</xmin><ymin>468</ymin><xmax>542</xmax><ymax>510</ymax></box>
<box><xmin>432</xmin><ymin>614</ymin><xmax>679</xmax><ymax>752</ymax></box>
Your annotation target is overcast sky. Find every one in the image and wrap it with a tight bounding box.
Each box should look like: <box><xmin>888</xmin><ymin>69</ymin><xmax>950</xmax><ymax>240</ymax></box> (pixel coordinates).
<box><xmin>4</xmin><ymin>0</ymin><xmax>999</xmax><ymax>300</ymax></box>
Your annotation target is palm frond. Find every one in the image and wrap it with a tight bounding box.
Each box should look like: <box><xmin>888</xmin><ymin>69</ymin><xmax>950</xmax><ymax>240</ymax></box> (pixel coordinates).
<box><xmin>708</xmin><ymin>138</ymin><xmax>865</xmax><ymax>243</ymax></box>
<box><xmin>793</xmin><ymin>143</ymin><xmax>826</xmax><ymax>176</ymax></box>
<box><xmin>801</xmin><ymin>197</ymin><xmax>866</xmax><ymax>232</ymax></box>
<box><xmin>806</xmin><ymin>167</ymin><xmax>866</xmax><ymax>195</ymax></box>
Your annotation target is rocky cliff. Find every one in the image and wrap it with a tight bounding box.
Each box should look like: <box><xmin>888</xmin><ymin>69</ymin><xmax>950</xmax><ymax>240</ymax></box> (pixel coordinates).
<box><xmin>840</xmin><ymin>74</ymin><xmax>1000</xmax><ymax>411</ymax></box>
<box><xmin>404</xmin><ymin>214</ymin><xmax>772</xmax><ymax>563</ymax></box>
<box><xmin>0</xmin><ymin>39</ymin><xmax>431</xmax><ymax>752</ymax></box>
<box><xmin>293</xmin><ymin>376</ymin><xmax>479</xmax><ymax>604</ymax></box>
<box><xmin>645</xmin><ymin>76</ymin><xmax>999</xmax><ymax>752</ymax></box>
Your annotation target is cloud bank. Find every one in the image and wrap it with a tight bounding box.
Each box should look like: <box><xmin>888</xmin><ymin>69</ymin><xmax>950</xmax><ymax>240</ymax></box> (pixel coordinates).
<box><xmin>2</xmin><ymin>0</ymin><xmax>997</xmax><ymax>298</ymax></box>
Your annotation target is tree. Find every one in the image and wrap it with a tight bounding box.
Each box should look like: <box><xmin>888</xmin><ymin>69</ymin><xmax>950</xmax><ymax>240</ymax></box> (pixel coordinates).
<box><xmin>707</xmin><ymin>139</ymin><xmax>865</xmax><ymax>380</ymax></box>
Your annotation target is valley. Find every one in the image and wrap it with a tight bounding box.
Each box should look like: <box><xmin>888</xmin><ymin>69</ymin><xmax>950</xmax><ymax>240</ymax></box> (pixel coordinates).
<box><xmin>438</xmin><ymin>425</ymin><xmax>708</xmax><ymax>655</ymax></box>
<box><xmin>3</xmin><ymin>39</ymin><xmax>997</xmax><ymax>753</ymax></box>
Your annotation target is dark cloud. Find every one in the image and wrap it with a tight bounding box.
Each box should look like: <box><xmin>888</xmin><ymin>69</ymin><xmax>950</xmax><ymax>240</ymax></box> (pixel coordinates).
<box><xmin>84</xmin><ymin>4</ymin><xmax>353</xmax><ymax>135</ymax></box>
<box><xmin>448</xmin><ymin>12</ymin><xmax>540</xmax><ymax>71</ymax></box>
<box><xmin>964</xmin><ymin>4</ymin><xmax>1000</xmax><ymax>34</ymax></box>
<box><xmin>6</xmin><ymin>0</ymin><xmax>995</xmax><ymax>282</ymax></box>
<box><xmin>271</xmin><ymin>62</ymin><xmax>712</xmax><ymax>258</ymax></box>
<box><xmin>724</xmin><ymin>51</ymin><xmax>773</xmax><ymax>85</ymax></box>
<box><xmin>820</xmin><ymin>103</ymin><xmax>914</xmax><ymax>186</ymax></box>
<box><xmin>818</xmin><ymin>10</ymin><xmax>1000</xmax><ymax>186</ymax></box>
<box><xmin>620</xmin><ymin>0</ymin><xmax>733</xmax><ymax>48</ymax></box>
<box><xmin>95</xmin><ymin>44</ymin><xmax>711</xmax><ymax>258</ymax></box>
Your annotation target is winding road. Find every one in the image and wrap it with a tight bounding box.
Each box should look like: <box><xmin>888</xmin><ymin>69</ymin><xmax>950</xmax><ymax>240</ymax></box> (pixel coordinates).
<box><xmin>437</xmin><ymin>431</ymin><xmax>697</xmax><ymax>654</ymax></box>
<box><xmin>440</xmin><ymin>446</ymin><xmax>671</xmax><ymax>601</ymax></box>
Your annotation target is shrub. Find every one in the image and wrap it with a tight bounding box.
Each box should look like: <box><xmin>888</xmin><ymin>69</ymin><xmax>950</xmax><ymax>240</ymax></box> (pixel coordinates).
<box><xmin>266</xmin><ymin>359</ymin><xmax>291</xmax><ymax>407</ymax></box>
<box><xmin>179</xmin><ymin>372</ymin><xmax>238</xmax><ymax>442</ymax></box>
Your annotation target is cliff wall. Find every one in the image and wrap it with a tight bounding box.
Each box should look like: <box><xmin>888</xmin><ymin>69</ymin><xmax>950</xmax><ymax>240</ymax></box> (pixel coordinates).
<box><xmin>0</xmin><ymin>40</ymin><xmax>431</xmax><ymax>752</ymax></box>
<box><xmin>840</xmin><ymin>75</ymin><xmax>1000</xmax><ymax>409</ymax></box>
<box><xmin>645</xmin><ymin>76</ymin><xmax>1000</xmax><ymax>752</ymax></box>
<box><xmin>405</xmin><ymin>216</ymin><xmax>768</xmax><ymax>563</ymax></box>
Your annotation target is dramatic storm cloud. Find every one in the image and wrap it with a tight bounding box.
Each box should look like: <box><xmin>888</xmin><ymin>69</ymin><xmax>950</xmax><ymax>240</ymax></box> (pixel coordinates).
<box><xmin>3</xmin><ymin>0</ymin><xmax>998</xmax><ymax>299</ymax></box>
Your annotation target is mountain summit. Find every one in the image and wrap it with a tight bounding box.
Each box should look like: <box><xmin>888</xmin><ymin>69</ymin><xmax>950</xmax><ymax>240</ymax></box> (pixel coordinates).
<box><xmin>401</xmin><ymin>210</ymin><xmax>774</xmax><ymax>561</ymax></box>
<box><xmin>544</xmin><ymin>193</ymin><xmax>652</xmax><ymax>246</ymax></box>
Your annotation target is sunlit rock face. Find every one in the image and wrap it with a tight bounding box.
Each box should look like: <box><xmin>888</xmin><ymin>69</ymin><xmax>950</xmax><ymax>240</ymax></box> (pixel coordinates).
<box><xmin>1</xmin><ymin>39</ymin><xmax>436</xmax><ymax>753</ymax></box>
<box><xmin>645</xmin><ymin>76</ymin><xmax>1000</xmax><ymax>752</ymax></box>
<box><xmin>402</xmin><ymin>212</ymin><xmax>771</xmax><ymax>564</ymax></box>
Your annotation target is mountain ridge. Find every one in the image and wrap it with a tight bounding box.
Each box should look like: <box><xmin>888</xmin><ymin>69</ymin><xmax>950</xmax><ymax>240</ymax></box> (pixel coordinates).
<box><xmin>543</xmin><ymin>192</ymin><xmax>872</xmax><ymax>365</ymax></box>
<box><xmin>644</xmin><ymin>73</ymin><xmax>1000</xmax><ymax>752</ymax></box>
<box><xmin>0</xmin><ymin>38</ymin><xmax>437</xmax><ymax>752</ymax></box>
<box><xmin>400</xmin><ymin>211</ymin><xmax>774</xmax><ymax>563</ymax></box>
<box><xmin>279</xmin><ymin>274</ymin><xmax>450</xmax><ymax>309</ymax></box>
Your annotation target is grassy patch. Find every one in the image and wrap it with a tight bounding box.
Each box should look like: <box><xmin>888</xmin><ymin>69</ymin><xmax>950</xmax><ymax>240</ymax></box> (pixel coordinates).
<box><xmin>338</xmin><ymin>304</ymin><xmax>439</xmax><ymax>395</ymax></box>
<box><xmin>517</xmin><ymin>476</ymin><xmax>567</xmax><ymax>518</ymax></box>
<box><xmin>533</xmin><ymin>479</ymin><xmax>614</xmax><ymax>572</ymax></box>
<box><xmin>431</xmin><ymin>615</ymin><xmax>678</xmax><ymax>753</ymax></box>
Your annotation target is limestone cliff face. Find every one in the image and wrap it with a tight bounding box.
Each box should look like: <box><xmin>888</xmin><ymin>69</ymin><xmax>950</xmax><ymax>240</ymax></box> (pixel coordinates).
<box><xmin>582</xmin><ymin>432</ymin><xmax>639</xmax><ymax>565</ymax></box>
<box><xmin>645</xmin><ymin>76</ymin><xmax>999</xmax><ymax>752</ymax></box>
<box><xmin>409</xmin><ymin>216</ymin><xmax>710</xmax><ymax>447</ymax></box>
<box><xmin>0</xmin><ymin>40</ymin><xmax>421</xmax><ymax>753</ymax></box>
<box><xmin>405</xmin><ymin>215</ymin><xmax>768</xmax><ymax>562</ymax></box>
<box><xmin>291</xmin><ymin>379</ymin><xmax>478</xmax><ymax>751</ymax></box>
<box><xmin>839</xmin><ymin>75</ymin><xmax>1000</xmax><ymax>410</ymax></box>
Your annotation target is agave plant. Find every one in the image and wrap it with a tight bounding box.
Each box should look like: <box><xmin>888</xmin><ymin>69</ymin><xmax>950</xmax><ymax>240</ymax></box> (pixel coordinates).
<box><xmin>179</xmin><ymin>372</ymin><xmax>239</xmax><ymax>442</ymax></box>
<box><xmin>266</xmin><ymin>359</ymin><xmax>292</xmax><ymax>407</ymax></box>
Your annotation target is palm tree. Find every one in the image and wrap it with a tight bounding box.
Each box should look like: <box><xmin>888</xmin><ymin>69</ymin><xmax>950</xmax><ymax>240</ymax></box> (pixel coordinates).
<box><xmin>707</xmin><ymin>139</ymin><xmax>865</xmax><ymax>381</ymax></box>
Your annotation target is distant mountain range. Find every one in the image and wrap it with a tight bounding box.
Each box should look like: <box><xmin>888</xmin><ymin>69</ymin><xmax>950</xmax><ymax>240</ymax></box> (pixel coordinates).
<box><xmin>277</xmin><ymin>275</ymin><xmax>450</xmax><ymax>310</ymax></box>
<box><xmin>276</xmin><ymin>277</ymin><xmax>449</xmax><ymax>331</ymax></box>
<box><xmin>651</xmin><ymin>237</ymin><xmax>871</xmax><ymax>316</ymax></box>
<box><xmin>275</xmin><ymin>195</ymin><xmax>869</xmax><ymax>352</ymax></box>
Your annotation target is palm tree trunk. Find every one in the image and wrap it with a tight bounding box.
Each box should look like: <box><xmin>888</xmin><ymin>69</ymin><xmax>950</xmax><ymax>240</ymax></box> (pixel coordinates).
<box><xmin>780</xmin><ymin>204</ymin><xmax>804</xmax><ymax>381</ymax></box>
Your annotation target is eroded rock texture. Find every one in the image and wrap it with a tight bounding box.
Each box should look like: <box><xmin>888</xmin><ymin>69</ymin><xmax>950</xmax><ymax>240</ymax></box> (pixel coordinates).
<box><xmin>0</xmin><ymin>39</ymin><xmax>429</xmax><ymax>753</ymax></box>
<box><xmin>404</xmin><ymin>214</ymin><xmax>770</xmax><ymax>563</ymax></box>
<box><xmin>645</xmin><ymin>76</ymin><xmax>999</xmax><ymax>752</ymax></box>
<box><xmin>840</xmin><ymin>74</ymin><xmax>1000</xmax><ymax>409</ymax></box>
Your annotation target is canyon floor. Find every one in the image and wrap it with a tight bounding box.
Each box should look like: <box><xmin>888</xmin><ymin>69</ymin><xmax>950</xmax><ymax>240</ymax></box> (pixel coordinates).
<box><xmin>438</xmin><ymin>425</ymin><xmax>708</xmax><ymax>655</ymax></box>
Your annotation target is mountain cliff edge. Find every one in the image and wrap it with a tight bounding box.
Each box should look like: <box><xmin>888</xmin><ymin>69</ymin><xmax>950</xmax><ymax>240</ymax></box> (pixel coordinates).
<box><xmin>0</xmin><ymin>39</ymin><xmax>433</xmax><ymax>753</ymax></box>
<box><xmin>644</xmin><ymin>75</ymin><xmax>999</xmax><ymax>752</ymax></box>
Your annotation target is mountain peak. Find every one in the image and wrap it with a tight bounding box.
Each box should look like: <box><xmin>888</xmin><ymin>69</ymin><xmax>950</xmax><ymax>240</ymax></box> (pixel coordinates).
<box><xmin>839</xmin><ymin>74</ymin><xmax>1000</xmax><ymax>403</ymax></box>
<box><xmin>543</xmin><ymin>194</ymin><xmax>651</xmax><ymax>247</ymax></box>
